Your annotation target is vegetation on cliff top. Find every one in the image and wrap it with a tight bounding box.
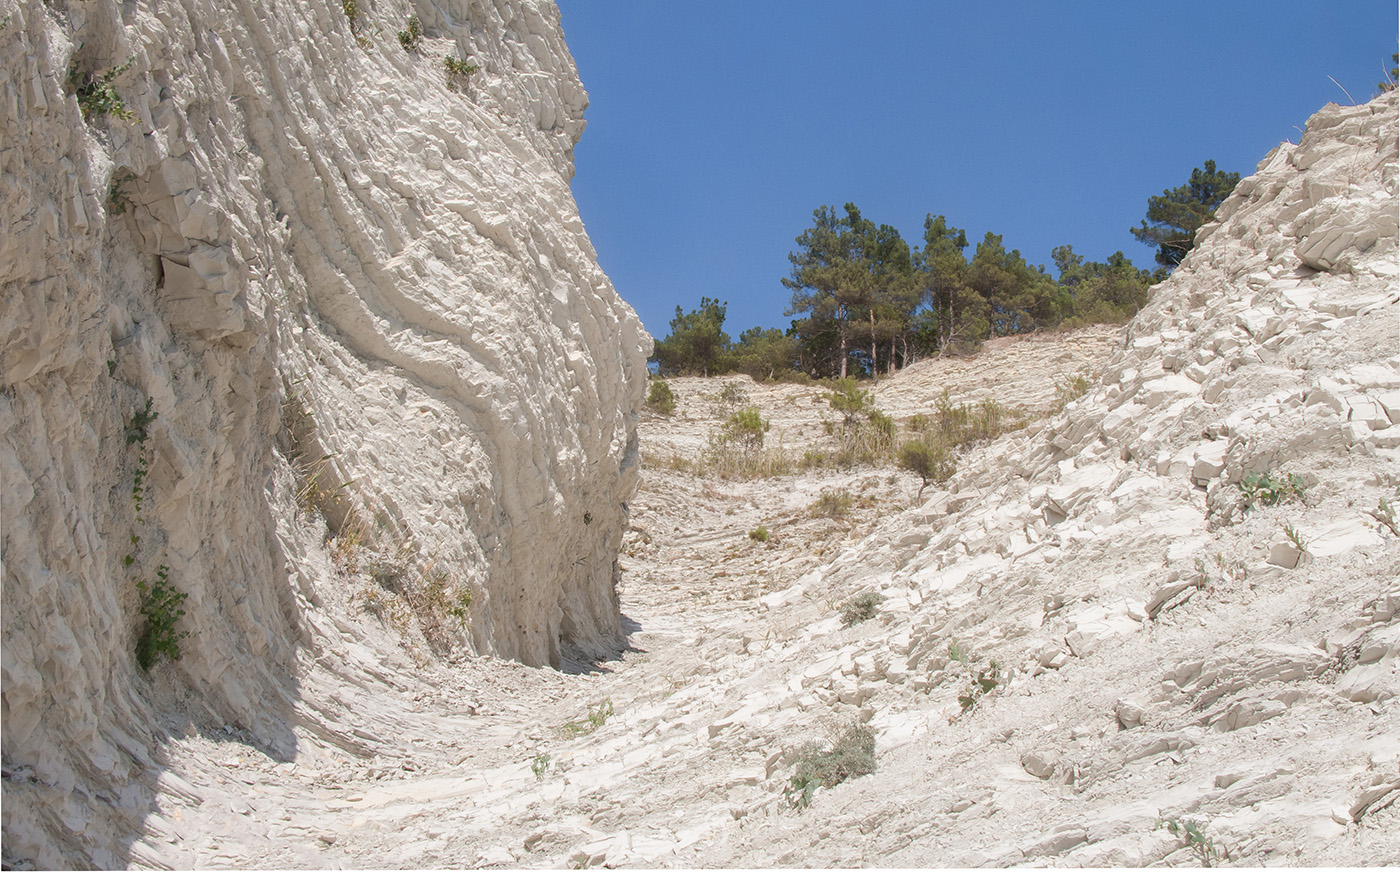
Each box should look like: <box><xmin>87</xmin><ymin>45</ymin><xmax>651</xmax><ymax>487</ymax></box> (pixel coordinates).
<box><xmin>652</xmin><ymin>162</ymin><xmax>1238</xmax><ymax>381</ymax></box>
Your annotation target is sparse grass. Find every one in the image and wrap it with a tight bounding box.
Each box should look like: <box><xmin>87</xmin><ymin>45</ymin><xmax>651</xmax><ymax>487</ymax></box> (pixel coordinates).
<box><xmin>1195</xmin><ymin>552</ymin><xmax>1246</xmax><ymax>589</ymax></box>
<box><xmin>930</xmin><ymin>392</ymin><xmax>1024</xmax><ymax>446</ymax></box>
<box><xmin>705</xmin><ymin>444</ymin><xmax>792</xmax><ymax>479</ymax></box>
<box><xmin>784</xmin><ymin>722</ymin><xmax>876</xmax><ymax>809</ymax></box>
<box><xmin>412</xmin><ymin>559</ymin><xmax>474</xmax><ymax>646</ymax></box>
<box><xmin>327</xmin><ymin>509</ymin><xmax>370</xmax><ymax>575</ymax></box>
<box><xmin>1239</xmin><ymin>470</ymin><xmax>1307</xmax><ymax>511</ymax></box>
<box><xmin>355</xmin><ymin>584</ymin><xmax>412</xmax><ymax>634</ymax></box>
<box><xmin>367</xmin><ymin>548</ymin><xmax>410</xmax><ymax>593</ymax></box>
<box><xmin>560</xmin><ymin>698</ymin><xmax>613</xmax><ymax>737</ymax></box>
<box><xmin>839</xmin><ymin>591</ymin><xmax>881</xmax><ymax>627</ymax></box>
<box><xmin>644</xmin><ymin>451</ymin><xmax>695</xmax><ymax>473</ymax></box>
<box><xmin>895</xmin><ymin>394</ymin><xmax>1027</xmax><ymax>491</ymax></box>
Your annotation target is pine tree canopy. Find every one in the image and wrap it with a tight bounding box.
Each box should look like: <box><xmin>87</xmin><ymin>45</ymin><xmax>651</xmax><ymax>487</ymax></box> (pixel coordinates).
<box><xmin>1130</xmin><ymin>159</ymin><xmax>1240</xmax><ymax>268</ymax></box>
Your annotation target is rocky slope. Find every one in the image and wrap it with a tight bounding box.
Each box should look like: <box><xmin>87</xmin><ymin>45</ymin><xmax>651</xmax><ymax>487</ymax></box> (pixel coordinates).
<box><xmin>677</xmin><ymin>92</ymin><xmax>1400</xmax><ymax>867</ymax></box>
<box><xmin>114</xmin><ymin>91</ymin><xmax>1391</xmax><ymax>870</ymax></box>
<box><xmin>1</xmin><ymin>0</ymin><xmax>646</xmax><ymax>866</ymax></box>
<box><xmin>1</xmin><ymin>5</ymin><xmax>1396</xmax><ymax>868</ymax></box>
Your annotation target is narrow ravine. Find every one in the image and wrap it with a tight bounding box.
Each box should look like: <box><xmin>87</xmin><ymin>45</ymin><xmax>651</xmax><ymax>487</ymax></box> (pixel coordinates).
<box><xmin>143</xmin><ymin>328</ymin><xmax>1120</xmax><ymax>869</ymax></box>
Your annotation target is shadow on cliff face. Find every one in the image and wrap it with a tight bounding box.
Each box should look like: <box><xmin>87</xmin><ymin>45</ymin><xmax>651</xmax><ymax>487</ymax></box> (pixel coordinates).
<box><xmin>558</xmin><ymin>613</ymin><xmax>645</xmax><ymax>675</ymax></box>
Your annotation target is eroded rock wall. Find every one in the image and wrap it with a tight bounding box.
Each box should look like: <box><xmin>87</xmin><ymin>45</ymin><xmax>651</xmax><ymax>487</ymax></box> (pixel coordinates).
<box><xmin>742</xmin><ymin>92</ymin><xmax>1399</xmax><ymax>866</ymax></box>
<box><xmin>1</xmin><ymin>0</ymin><xmax>645</xmax><ymax>864</ymax></box>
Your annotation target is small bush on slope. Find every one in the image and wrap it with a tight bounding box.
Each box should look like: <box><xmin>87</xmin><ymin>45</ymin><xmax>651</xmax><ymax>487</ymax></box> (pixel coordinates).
<box><xmin>645</xmin><ymin>379</ymin><xmax>676</xmax><ymax>415</ymax></box>
<box><xmin>785</xmin><ymin>723</ymin><xmax>876</xmax><ymax>809</ymax></box>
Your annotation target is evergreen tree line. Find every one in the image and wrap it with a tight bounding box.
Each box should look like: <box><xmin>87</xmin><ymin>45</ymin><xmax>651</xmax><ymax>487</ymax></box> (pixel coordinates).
<box><xmin>652</xmin><ymin>160</ymin><xmax>1240</xmax><ymax>380</ymax></box>
<box><xmin>653</xmin><ymin>208</ymin><xmax>1159</xmax><ymax>380</ymax></box>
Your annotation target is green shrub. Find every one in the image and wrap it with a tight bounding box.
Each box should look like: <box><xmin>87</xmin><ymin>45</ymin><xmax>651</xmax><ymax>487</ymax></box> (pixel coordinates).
<box><xmin>784</xmin><ymin>723</ymin><xmax>876</xmax><ymax>809</ymax></box>
<box><xmin>715</xmin><ymin>381</ymin><xmax>750</xmax><ymax>412</ymax></box>
<box><xmin>957</xmin><ymin>660</ymin><xmax>1002</xmax><ymax>713</ymax></box>
<box><xmin>397</xmin><ymin>15</ymin><xmax>423</xmax><ymax>51</ymax></box>
<box><xmin>1280</xmin><ymin>521</ymin><xmax>1308</xmax><ymax>555</ymax></box>
<box><xmin>107</xmin><ymin>171</ymin><xmax>136</xmax><ymax>215</ymax></box>
<box><xmin>67</xmin><ymin>58</ymin><xmax>135</xmax><ymax>122</ymax></box>
<box><xmin>645</xmin><ymin>379</ymin><xmax>676</xmax><ymax>415</ymax></box>
<box><xmin>715</xmin><ymin>407</ymin><xmax>769</xmax><ymax>454</ymax></box>
<box><xmin>1155</xmin><ymin>817</ymin><xmax>1218</xmax><ymax>867</ymax></box>
<box><xmin>444</xmin><ymin>56</ymin><xmax>479</xmax><ymax>90</ymax></box>
<box><xmin>1371</xmin><ymin>492</ymin><xmax>1399</xmax><ymax>535</ymax></box>
<box><xmin>341</xmin><ymin>0</ymin><xmax>371</xmax><ymax>47</ymax></box>
<box><xmin>1239</xmin><ymin>471</ymin><xmax>1307</xmax><ymax>511</ymax></box>
<box><xmin>839</xmin><ymin>591</ymin><xmax>881</xmax><ymax>627</ymax></box>
<box><xmin>1052</xmin><ymin>371</ymin><xmax>1092</xmax><ymax>412</ymax></box>
<box><xmin>135</xmin><ymin>566</ymin><xmax>188</xmax><ymax>671</ymax></box>
<box><xmin>947</xmin><ymin>640</ymin><xmax>970</xmax><ymax>665</ymax></box>
<box><xmin>826</xmin><ymin>378</ymin><xmax>872</xmax><ymax>432</ymax></box>
<box><xmin>808</xmin><ymin>489</ymin><xmax>853</xmax><ymax>519</ymax></box>
<box><xmin>531</xmin><ymin>753</ymin><xmax>551</xmax><ymax>780</ymax></box>
<box><xmin>447</xmin><ymin>588</ymin><xmax>472</xmax><ymax>623</ymax></box>
<box><xmin>897</xmin><ymin>439</ymin><xmax>955</xmax><ymax>499</ymax></box>
<box><xmin>748</xmin><ymin>526</ymin><xmax>770</xmax><ymax>543</ymax></box>
<box><xmin>125</xmin><ymin>397</ymin><xmax>158</xmax><ymax>446</ymax></box>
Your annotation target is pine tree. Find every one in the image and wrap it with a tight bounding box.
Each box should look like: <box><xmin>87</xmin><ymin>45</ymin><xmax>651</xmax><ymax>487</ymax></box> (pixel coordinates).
<box><xmin>1130</xmin><ymin>160</ymin><xmax>1240</xmax><ymax>268</ymax></box>
<box><xmin>652</xmin><ymin>297</ymin><xmax>730</xmax><ymax>376</ymax></box>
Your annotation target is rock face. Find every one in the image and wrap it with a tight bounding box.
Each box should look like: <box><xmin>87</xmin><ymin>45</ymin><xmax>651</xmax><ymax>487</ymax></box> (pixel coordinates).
<box><xmin>694</xmin><ymin>91</ymin><xmax>1398</xmax><ymax>866</ymax></box>
<box><xmin>1</xmin><ymin>0</ymin><xmax>645</xmax><ymax>864</ymax></box>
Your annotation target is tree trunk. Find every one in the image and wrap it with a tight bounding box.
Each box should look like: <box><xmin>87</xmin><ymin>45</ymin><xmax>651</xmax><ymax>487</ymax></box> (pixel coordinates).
<box><xmin>870</xmin><ymin>309</ymin><xmax>878</xmax><ymax>378</ymax></box>
<box><xmin>944</xmin><ymin>290</ymin><xmax>955</xmax><ymax>354</ymax></box>
<box><xmin>838</xmin><ymin>321</ymin><xmax>848</xmax><ymax>380</ymax></box>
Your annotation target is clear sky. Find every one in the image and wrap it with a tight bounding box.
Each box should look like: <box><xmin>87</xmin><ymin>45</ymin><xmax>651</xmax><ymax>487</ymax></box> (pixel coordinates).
<box><xmin>557</xmin><ymin>2</ymin><xmax>1398</xmax><ymax>341</ymax></box>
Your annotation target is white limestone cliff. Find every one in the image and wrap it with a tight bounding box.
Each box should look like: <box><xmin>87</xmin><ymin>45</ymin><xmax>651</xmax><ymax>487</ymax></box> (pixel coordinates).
<box><xmin>733</xmin><ymin>91</ymin><xmax>1398</xmax><ymax>866</ymax></box>
<box><xmin>1</xmin><ymin>0</ymin><xmax>646</xmax><ymax>864</ymax></box>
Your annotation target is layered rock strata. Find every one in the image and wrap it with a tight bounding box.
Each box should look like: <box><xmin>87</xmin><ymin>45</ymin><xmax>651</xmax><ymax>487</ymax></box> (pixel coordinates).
<box><xmin>719</xmin><ymin>92</ymin><xmax>1399</xmax><ymax>866</ymax></box>
<box><xmin>1</xmin><ymin>0</ymin><xmax>645</xmax><ymax>865</ymax></box>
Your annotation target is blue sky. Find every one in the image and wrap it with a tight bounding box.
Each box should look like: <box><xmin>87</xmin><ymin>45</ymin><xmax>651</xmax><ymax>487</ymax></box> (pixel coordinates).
<box><xmin>558</xmin><ymin>2</ymin><xmax>1398</xmax><ymax>341</ymax></box>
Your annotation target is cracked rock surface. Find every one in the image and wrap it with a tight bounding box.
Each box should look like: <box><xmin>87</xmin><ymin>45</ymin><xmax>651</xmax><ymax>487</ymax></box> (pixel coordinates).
<box><xmin>2</xmin><ymin>0</ymin><xmax>1398</xmax><ymax>866</ymax></box>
